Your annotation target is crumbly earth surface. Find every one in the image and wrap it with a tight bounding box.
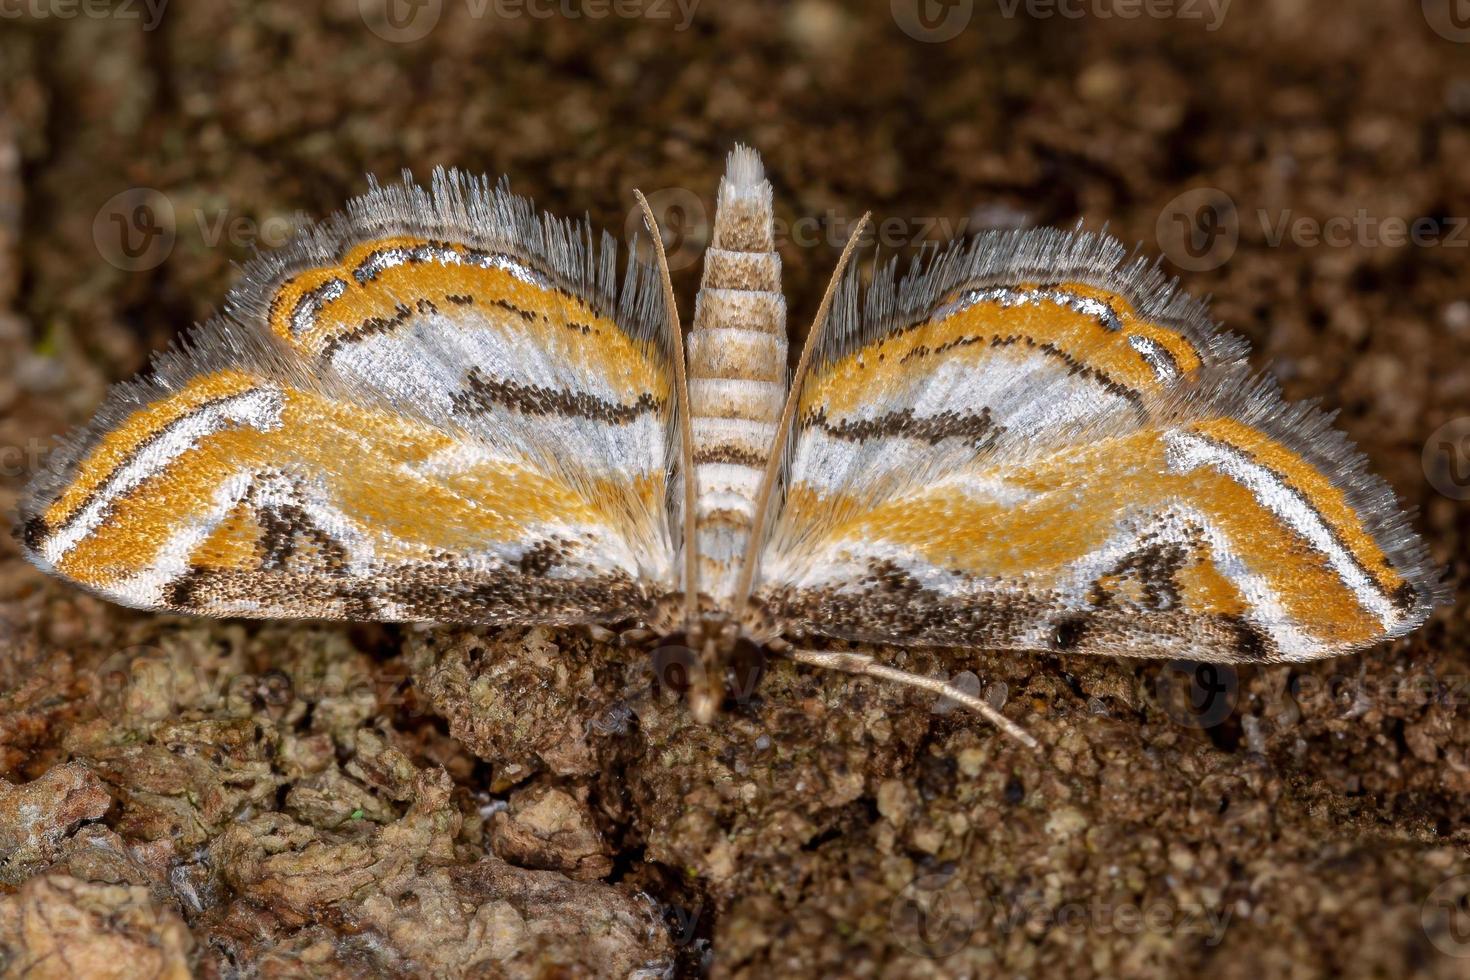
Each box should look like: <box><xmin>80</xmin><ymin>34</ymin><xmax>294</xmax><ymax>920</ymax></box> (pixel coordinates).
<box><xmin>1</xmin><ymin>2</ymin><xmax>1468</xmax><ymax>977</ymax></box>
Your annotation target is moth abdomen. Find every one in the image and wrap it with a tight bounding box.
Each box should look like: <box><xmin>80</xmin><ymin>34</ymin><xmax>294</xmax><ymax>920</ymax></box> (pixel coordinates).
<box><xmin>687</xmin><ymin>145</ymin><xmax>787</xmax><ymax>604</ymax></box>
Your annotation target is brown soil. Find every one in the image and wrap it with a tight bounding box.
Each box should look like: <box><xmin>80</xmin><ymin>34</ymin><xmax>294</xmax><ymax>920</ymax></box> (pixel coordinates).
<box><xmin>1</xmin><ymin>1</ymin><xmax>1468</xmax><ymax>976</ymax></box>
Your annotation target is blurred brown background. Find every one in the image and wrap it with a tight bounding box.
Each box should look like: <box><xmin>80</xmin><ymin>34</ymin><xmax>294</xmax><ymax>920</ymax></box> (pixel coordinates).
<box><xmin>1</xmin><ymin>1</ymin><xmax>1468</xmax><ymax>976</ymax></box>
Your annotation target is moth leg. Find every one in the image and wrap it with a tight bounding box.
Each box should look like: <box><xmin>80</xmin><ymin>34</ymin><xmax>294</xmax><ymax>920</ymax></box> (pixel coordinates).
<box><xmin>785</xmin><ymin>649</ymin><xmax>1039</xmax><ymax>750</ymax></box>
<box><xmin>579</xmin><ymin>624</ymin><xmax>664</xmax><ymax>649</ymax></box>
<box><xmin>583</xmin><ymin>624</ymin><xmax>621</xmax><ymax>645</ymax></box>
<box><xmin>617</xmin><ymin>627</ymin><xmax>661</xmax><ymax>648</ymax></box>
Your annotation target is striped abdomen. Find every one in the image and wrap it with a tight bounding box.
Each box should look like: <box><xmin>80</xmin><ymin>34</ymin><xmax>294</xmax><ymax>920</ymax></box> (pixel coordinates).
<box><xmin>687</xmin><ymin>147</ymin><xmax>786</xmax><ymax>606</ymax></box>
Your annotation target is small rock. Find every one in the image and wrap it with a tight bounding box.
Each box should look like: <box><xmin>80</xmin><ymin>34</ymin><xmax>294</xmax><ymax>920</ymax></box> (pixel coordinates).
<box><xmin>0</xmin><ymin>875</ymin><xmax>193</xmax><ymax>980</ymax></box>
<box><xmin>876</xmin><ymin>779</ymin><xmax>912</xmax><ymax>826</ymax></box>
<box><xmin>0</xmin><ymin>763</ymin><xmax>111</xmax><ymax>884</ymax></box>
<box><xmin>1045</xmin><ymin>807</ymin><xmax>1088</xmax><ymax>841</ymax></box>
<box><xmin>490</xmin><ymin>784</ymin><xmax>612</xmax><ymax>880</ymax></box>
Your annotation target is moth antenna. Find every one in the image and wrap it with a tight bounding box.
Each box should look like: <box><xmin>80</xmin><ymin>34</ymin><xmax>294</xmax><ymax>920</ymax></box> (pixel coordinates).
<box><xmin>730</xmin><ymin>211</ymin><xmax>872</xmax><ymax>611</ymax></box>
<box><xmin>635</xmin><ymin>189</ymin><xmax>700</xmax><ymax>633</ymax></box>
<box><xmin>786</xmin><ymin>649</ymin><xmax>1040</xmax><ymax>750</ymax></box>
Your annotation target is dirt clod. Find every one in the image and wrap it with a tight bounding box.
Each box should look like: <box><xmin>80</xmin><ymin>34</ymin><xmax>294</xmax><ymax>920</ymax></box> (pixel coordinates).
<box><xmin>2</xmin><ymin>3</ymin><xmax>1468</xmax><ymax>976</ymax></box>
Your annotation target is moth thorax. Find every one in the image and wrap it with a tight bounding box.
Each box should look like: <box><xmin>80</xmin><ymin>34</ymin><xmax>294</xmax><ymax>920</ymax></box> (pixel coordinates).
<box><xmin>686</xmin><ymin>146</ymin><xmax>787</xmax><ymax>605</ymax></box>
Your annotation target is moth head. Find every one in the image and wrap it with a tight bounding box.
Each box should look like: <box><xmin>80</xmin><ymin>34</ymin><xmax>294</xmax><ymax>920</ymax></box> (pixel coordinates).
<box><xmin>651</xmin><ymin>627</ymin><xmax>766</xmax><ymax>724</ymax></box>
<box><xmin>688</xmin><ymin>636</ymin><xmax>725</xmax><ymax>725</ymax></box>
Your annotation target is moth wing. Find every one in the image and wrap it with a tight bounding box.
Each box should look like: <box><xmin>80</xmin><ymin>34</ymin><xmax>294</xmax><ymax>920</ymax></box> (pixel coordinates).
<box><xmin>756</xmin><ymin>230</ymin><xmax>1443</xmax><ymax>662</ymax></box>
<box><xmin>20</xmin><ymin>171</ymin><xmax>676</xmax><ymax>624</ymax></box>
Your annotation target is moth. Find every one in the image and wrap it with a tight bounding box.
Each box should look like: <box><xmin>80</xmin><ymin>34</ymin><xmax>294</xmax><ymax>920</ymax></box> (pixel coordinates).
<box><xmin>18</xmin><ymin>147</ymin><xmax>1444</xmax><ymax>746</ymax></box>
